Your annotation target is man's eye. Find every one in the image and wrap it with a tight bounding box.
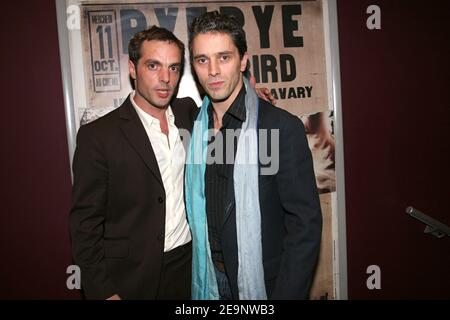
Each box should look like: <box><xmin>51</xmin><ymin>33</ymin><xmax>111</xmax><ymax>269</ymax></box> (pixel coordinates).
<box><xmin>220</xmin><ymin>55</ymin><xmax>230</xmax><ymax>61</ymax></box>
<box><xmin>147</xmin><ymin>63</ymin><xmax>158</xmax><ymax>70</ymax></box>
<box><xmin>170</xmin><ymin>66</ymin><xmax>180</xmax><ymax>72</ymax></box>
<box><xmin>197</xmin><ymin>58</ymin><xmax>207</xmax><ymax>64</ymax></box>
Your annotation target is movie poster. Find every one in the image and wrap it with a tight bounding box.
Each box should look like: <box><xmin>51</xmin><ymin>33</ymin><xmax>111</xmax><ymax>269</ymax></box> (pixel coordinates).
<box><xmin>66</xmin><ymin>0</ymin><xmax>337</xmax><ymax>299</ymax></box>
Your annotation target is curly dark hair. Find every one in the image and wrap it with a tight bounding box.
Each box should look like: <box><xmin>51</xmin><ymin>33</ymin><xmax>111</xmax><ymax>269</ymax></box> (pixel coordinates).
<box><xmin>188</xmin><ymin>11</ymin><xmax>248</xmax><ymax>64</ymax></box>
<box><xmin>128</xmin><ymin>25</ymin><xmax>185</xmax><ymax>70</ymax></box>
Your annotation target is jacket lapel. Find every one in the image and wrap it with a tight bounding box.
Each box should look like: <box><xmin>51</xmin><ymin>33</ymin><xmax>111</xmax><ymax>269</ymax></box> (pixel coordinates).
<box><xmin>119</xmin><ymin>97</ymin><xmax>164</xmax><ymax>189</ymax></box>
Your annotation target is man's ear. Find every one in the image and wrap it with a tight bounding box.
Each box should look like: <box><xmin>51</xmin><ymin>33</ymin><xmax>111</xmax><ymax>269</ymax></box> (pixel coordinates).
<box><xmin>240</xmin><ymin>52</ymin><xmax>249</xmax><ymax>72</ymax></box>
<box><xmin>129</xmin><ymin>60</ymin><xmax>137</xmax><ymax>80</ymax></box>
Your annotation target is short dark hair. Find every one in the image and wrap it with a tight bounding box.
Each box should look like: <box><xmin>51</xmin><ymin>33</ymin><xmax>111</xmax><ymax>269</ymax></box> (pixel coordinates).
<box><xmin>128</xmin><ymin>25</ymin><xmax>185</xmax><ymax>70</ymax></box>
<box><xmin>189</xmin><ymin>11</ymin><xmax>248</xmax><ymax>64</ymax></box>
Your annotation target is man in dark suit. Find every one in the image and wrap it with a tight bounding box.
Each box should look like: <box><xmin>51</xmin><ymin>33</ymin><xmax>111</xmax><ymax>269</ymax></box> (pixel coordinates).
<box><xmin>70</xmin><ymin>26</ymin><xmax>197</xmax><ymax>299</ymax></box>
<box><xmin>185</xmin><ymin>11</ymin><xmax>322</xmax><ymax>300</ymax></box>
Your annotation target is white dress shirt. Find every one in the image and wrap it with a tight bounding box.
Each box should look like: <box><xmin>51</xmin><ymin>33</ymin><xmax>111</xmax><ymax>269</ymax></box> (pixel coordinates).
<box><xmin>131</xmin><ymin>91</ymin><xmax>191</xmax><ymax>252</ymax></box>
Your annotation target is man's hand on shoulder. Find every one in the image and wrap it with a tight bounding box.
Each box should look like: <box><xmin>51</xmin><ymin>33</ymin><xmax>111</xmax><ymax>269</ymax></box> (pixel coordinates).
<box><xmin>249</xmin><ymin>74</ymin><xmax>278</xmax><ymax>105</ymax></box>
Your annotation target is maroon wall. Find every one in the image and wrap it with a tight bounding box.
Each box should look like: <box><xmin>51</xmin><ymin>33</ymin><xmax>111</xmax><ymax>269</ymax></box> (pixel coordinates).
<box><xmin>0</xmin><ymin>0</ymin><xmax>448</xmax><ymax>299</ymax></box>
<box><xmin>337</xmin><ymin>0</ymin><xmax>450</xmax><ymax>299</ymax></box>
<box><xmin>0</xmin><ymin>0</ymin><xmax>79</xmax><ymax>299</ymax></box>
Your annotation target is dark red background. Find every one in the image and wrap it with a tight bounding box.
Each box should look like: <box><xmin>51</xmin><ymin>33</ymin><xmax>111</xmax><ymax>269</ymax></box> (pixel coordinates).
<box><xmin>0</xmin><ymin>0</ymin><xmax>448</xmax><ymax>299</ymax></box>
<box><xmin>338</xmin><ymin>0</ymin><xmax>450</xmax><ymax>299</ymax></box>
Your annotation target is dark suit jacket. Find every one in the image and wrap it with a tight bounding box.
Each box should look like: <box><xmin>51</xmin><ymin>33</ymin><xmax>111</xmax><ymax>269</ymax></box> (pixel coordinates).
<box><xmin>69</xmin><ymin>95</ymin><xmax>197</xmax><ymax>299</ymax></box>
<box><xmin>220</xmin><ymin>98</ymin><xmax>323</xmax><ymax>299</ymax></box>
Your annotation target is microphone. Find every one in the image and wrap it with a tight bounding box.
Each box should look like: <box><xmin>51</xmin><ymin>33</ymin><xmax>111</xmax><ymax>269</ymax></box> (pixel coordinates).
<box><xmin>406</xmin><ymin>206</ymin><xmax>450</xmax><ymax>238</ymax></box>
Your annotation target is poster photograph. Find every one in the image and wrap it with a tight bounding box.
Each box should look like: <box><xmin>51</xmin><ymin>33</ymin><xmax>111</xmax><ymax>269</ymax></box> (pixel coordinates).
<box><xmin>60</xmin><ymin>0</ymin><xmax>347</xmax><ymax>299</ymax></box>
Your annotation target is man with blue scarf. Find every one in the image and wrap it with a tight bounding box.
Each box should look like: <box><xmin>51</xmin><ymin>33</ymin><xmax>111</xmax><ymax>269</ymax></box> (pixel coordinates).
<box><xmin>185</xmin><ymin>11</ymin><xmax>323</xmax><ymax>300</ymax></box>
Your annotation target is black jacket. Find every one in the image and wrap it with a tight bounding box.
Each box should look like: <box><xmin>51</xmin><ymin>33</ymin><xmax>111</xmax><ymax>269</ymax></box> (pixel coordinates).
<box><xmin>69</xmin><ymin>96</ymin><xmax>197</xmax><ymax>299</ymax></box>
<box><xmin>220</xmin><ymin>97</ymin><xmax>322</xmax><ymax>299</ymax></box>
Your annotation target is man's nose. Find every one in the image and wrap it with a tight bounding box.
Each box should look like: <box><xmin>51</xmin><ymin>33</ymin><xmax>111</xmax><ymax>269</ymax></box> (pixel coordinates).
<box><xmin>160</xmin><ymin>67</ymin><xmax>170</xmax><ymax>83</ymax></box>
<box><xmin>208</xmin><ymin>59</ymin><xmax>220</xmax><ymax>77</ymax></box>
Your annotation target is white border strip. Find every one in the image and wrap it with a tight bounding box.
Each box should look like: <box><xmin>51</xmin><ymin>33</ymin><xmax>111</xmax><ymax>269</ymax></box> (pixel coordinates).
<box><xmin>324</xmin><ymin>0</ymin><xmax>348</xmax><ymax>300</ymax></box>
<box><xmin>56</xmin><ymin>0</ymin><xmax>77</xmax><ymax>180</ymax></box>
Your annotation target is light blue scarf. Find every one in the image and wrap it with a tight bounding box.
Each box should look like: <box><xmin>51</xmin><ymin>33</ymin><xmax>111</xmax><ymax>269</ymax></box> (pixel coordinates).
<box><xmin>185</xmin><ymin>77</ymin><xmax>267</xmax><ymax>300</ymax></box>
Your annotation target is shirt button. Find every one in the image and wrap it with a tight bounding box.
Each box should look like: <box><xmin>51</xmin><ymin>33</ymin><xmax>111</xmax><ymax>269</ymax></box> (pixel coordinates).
<box><xmin>157</xmin><ymin>232</ymin><xmax>164</xmax><ymax>241</ymax></box>
<box><xmin>158</xmin><ymin>197</ymin><xmax>164</xmax><ymax>203</ymax></box>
